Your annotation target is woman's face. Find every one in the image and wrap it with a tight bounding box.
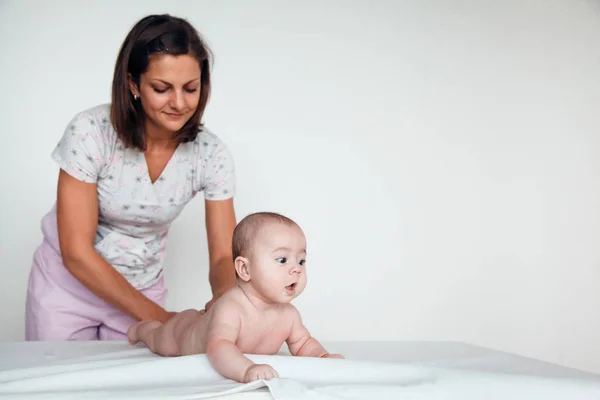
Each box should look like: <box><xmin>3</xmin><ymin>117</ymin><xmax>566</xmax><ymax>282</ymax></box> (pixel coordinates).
<box><xmin>130</xmin><ymin>53</ymin><xmax>201</xmax><ymax>138</ymax></box>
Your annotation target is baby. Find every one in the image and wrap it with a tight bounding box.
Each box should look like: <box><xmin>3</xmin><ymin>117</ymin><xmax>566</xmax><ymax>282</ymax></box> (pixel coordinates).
<box><xmin>127</xmin><ymin>211</ymin><xmax>343</xmax><ymax>383</ymax></box>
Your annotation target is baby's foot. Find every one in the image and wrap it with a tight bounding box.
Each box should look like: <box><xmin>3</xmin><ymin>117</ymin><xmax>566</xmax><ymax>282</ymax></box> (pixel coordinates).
<box><xmin>127</xmin><ymin>323</ymin><xmax>140</xmax><ymax>345</ymax></box>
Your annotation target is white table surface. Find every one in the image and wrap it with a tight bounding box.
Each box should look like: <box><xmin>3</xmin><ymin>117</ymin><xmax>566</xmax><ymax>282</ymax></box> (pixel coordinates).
<box><xmin>319</xmin><ymin>341</ymin><xmax>600</xmax><ymax>380</ymax></box>
<box><xmin>1</xmin><ymin>340</ymin><xmax>598</xmax><ymax>381</ymax></box>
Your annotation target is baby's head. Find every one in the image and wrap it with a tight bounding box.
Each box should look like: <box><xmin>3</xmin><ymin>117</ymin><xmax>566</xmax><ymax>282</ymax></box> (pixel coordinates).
<box><xmin>232</xmin><ymin>212</ymin><xmax>307</xmax><ymax>304</ymax></box>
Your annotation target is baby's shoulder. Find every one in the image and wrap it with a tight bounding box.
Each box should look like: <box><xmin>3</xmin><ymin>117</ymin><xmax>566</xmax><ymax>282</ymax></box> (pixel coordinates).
<box><xmin>211</xmin><ymin>287</ymin><xmax>245</xmax><ymax>313</ymax></box>
<box><xmin>221</xmin><ymin>286</ymin><xmax>245</xmax><ymax>302</ymax></box>
<box><xmin>281</xmin><ymin>302</ymin><xmax>300</xmax><ymax>314</ymax></box>
<box><xmin>276</xmin><ymin>303</ymin><xmax>301</xmax><ymax>324</ymax></box>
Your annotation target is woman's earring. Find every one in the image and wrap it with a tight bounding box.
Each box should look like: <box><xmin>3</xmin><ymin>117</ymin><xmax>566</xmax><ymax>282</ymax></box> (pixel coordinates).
<box><xmin>133</xmin><ymin>94</ymin><xmax>139</xmax><ymax>100</ymax></box>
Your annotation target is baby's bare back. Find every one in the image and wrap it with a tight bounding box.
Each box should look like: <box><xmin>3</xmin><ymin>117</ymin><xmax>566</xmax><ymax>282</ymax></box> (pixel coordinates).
<box><xmin>171</xmin><ymin>309</ymin><xmax>211</xmax><ymax>356</ymax></box>
<box><xmin>173</xmin><ymin>288</ymin><xmax>295</xmax><ymax>356</ymax></box>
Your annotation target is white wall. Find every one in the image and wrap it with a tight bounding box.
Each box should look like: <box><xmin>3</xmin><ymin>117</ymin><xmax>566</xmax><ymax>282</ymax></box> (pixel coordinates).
<box><xmin>1</xmin><ymin>0</ymin><xmax>599</xmax><ymax>374</ymax></box>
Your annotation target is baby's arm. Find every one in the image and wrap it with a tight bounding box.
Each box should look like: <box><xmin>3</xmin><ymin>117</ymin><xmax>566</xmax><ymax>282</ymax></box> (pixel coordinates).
<box><xmin>285</xmin><ymin>306</ymin><xmax>332</xmax><ymax>358</ymax></box>
<box><xmin>205</xmin><ymin>301</ymin><xmax>250</xmax><ymax>382</ymax></box>
<box><xmin>205</xmin><ymin>300</ymin><xmax>277</xmax><ymax>382</ymax></box>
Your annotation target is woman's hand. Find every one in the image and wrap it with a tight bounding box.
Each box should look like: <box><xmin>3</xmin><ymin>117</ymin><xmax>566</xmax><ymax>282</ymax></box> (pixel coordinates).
<box><xmin>203</xmin><ymin>287</ymin><xmax>230</xmax><ymax>311</ymax></box>
<box><xmin>204</xmin><ymin>297</ymin><xmax>217</xmax><ymax>311</ymax></box>
<box><xmin>167</xmin><ymin>311</ymin><xmax>178</xmax><ymax>320</ymax></box>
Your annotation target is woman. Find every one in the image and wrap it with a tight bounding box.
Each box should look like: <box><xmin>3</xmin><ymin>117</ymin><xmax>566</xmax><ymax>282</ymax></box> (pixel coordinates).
<box><xmin>25</xmin><ymin>14</ymin><xmax>237</xmax><ymax>341</ymax></box>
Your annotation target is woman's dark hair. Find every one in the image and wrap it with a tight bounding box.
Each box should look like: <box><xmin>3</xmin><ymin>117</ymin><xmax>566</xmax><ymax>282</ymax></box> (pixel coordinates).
<box><xmin>110</xmin><ymin>14</ymin><xmax>212</xmax><ymax>150</ymax></box>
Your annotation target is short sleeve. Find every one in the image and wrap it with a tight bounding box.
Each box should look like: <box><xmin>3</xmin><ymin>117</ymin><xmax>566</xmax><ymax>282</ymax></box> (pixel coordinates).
<box><xmin>51</xmin><ymin>111</ymin><xmax>106</xmax><ymax>183</ymax></box>
<box><xmin>196</xmin><ymin>130</ymin><xmax>236</xmax><ymax>200</ymax></box>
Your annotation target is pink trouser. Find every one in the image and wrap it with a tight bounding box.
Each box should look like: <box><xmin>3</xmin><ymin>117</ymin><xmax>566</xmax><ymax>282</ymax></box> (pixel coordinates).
<box><xmin>25</xmin><ymin>238</ymin><xmax>168</xmax><ymax>341</ymax></box>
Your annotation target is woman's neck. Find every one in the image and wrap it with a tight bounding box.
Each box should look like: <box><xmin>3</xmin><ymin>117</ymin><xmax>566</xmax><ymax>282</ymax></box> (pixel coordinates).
<box><xmin>145</xmin><ymin>136</ymin><xmax>177</xmax><ymax>152</ymax></box>
<box><xmin>144</xmin><ymin>123</ymin><xmax>178</xmax><ymax>152</ymax></box>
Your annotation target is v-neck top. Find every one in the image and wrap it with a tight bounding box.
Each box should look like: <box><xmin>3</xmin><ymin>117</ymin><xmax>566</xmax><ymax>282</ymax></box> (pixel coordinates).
<box><xmin>40</xmin><ymin>103</ymin><xmax>236</xmax><ymax>289</ymax></box>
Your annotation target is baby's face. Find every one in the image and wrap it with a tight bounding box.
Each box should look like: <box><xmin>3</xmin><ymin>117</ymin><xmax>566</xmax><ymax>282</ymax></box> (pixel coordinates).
<box><xmin>248</xmin><ymin>222</ymin><xmax>308</xmax><ymax>304</ymax></box>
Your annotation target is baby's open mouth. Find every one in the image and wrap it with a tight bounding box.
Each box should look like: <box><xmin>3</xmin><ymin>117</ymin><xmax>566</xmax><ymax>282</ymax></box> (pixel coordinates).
<box><xmin>285</xmin><ymin>283</ymin><xmax>297</xmax><ymax>291</ymax></box>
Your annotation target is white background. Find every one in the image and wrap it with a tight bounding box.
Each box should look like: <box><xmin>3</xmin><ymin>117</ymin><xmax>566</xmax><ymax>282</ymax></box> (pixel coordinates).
<box><xmin>1</xmin><ymin>0</ymin><xmax>599</xmax><ymax>374</ymax></box>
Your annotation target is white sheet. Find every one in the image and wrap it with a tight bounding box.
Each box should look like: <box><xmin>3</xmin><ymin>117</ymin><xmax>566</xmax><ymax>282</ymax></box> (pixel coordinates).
<box><xmin>1</xmin><ymin>341</ymin><xmax>599</xmax><ymax>399</ymax></box>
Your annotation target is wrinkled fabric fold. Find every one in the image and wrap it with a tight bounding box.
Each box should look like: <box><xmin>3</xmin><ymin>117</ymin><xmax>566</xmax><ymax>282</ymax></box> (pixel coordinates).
<box><xmin>1</xmin><ymin>342</ymin><xmax>600</xmax><ymax>400</ymax></box>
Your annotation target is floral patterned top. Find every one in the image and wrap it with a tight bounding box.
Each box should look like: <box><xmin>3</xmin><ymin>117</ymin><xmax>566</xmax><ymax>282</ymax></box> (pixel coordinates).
<box><xmin>44</xmin><ymin>103</ymin><xmax>236</xmax><ymax>289</ymax></box>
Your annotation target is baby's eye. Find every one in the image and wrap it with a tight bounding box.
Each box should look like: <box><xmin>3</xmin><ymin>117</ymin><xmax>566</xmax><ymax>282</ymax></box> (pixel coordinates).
<box><xmin>276</xmin><ymin>257</ymin><xmax>287</xmax><ymax>264</ymax></box>
<box><xmin>298</xmin><ymin>259</ymin><xmax>305</xmax><ymax>266</ymax></box>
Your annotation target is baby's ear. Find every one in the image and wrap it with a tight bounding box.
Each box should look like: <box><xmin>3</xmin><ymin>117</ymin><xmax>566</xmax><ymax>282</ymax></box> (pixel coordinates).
<box><xmin>234</xmin><ymin>256</ymin><xmax>251</xmax><ymax>282</ymax></box>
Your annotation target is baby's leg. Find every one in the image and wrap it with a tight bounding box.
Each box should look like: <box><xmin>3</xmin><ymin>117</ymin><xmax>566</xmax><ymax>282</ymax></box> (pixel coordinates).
<box><xmin>128</xmin><ymin>310</ymin><xmax>201</xmax><ymax>356</ymax></box>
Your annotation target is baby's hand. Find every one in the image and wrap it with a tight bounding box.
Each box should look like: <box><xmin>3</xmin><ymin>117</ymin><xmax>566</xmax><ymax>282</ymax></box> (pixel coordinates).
<box><xmin>244</xmin><ymin>364</ymin><xmax>279</xmax><ymax>382</ymax></box>
<box><xmin>321</xmin><ymin>353</ymin><xmax>345</xmax><ymax>359</ymax></box>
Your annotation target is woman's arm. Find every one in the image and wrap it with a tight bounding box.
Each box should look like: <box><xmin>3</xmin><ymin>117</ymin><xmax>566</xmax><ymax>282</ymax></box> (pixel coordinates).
<box><xmin>56</xmin><ymin>169</ymin><xmax>171</xmax><ymax>323</ymax></box>
<box><xmin>204</xmin><ymin>198</ymin><xmax>237</xmax><ymax>309</ymax></box>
